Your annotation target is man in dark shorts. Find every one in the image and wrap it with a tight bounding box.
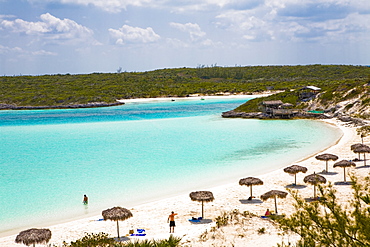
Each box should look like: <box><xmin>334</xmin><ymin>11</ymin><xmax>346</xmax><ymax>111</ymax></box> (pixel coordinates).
<box><xmin>167</xmin><ymin>211</ymin><xmax>177</xmax><ymax>233</ymax></box>
<box><xmin>83</xmin><ymin>194</ymin><xmax>88</xmax><ymax>205</ymax></box>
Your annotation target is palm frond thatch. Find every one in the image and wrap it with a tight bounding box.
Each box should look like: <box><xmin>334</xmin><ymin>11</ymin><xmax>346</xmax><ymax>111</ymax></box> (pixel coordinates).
<box><xmin>189</xmin><ymin>191</ymin><xmax>214</xmax><ymax>218</ymax></box>
<box><xmin>15</xmin><ymin>228</ymin><xmax>51</xmax><ymax>247</ymax></box>
<box><xmin>284</xmin><ymin>165</ymin><xmax>308</xmax><ymax>185</ymax></box>
<box><xmin>260</xmin><ymin>190</ymin><xmax>288</xmax><ymax>201</ymax></box>
<box><xmin>260</xmin><ymin>190</ymin><xmax>288</xmax><ymax>215</ymax></box>
<box><xmin>283</xmin><ymin>165</ymin><xmax>308</xmax><ymax>174</ymax></box>
<box><xmin>102</xmin><ymin>207</ymin><xmax>133</xmax><ymax>239</ymax></box>
<box><xmin>315</xmin><ymin>153</ymin><xmax>339</xmax><ymax>173</ymax></box>
<box><xmin>239</xmin><ymin>177</ymin><xmax>263</xmax><ymax>186</ymax></box>
<box><xmin>189</xmin><ymin>191</ymin><xmax>214</xmax><ymax>202</ymax></box>
<box><xmin>334</xmin><ymin>159</ymin><xmax>356</xmax><ymax>182</ymax></box>
<box><xmin>353</xmin><ymin>145</ymin><xmax>370</xmax><ymax>166</ymax></box>
<box><xmin>304</xmin><ymin>172</ymin><xmax>326</xmax><ymax>198</ymax></box>
<box><xmin>239</xmin><ymin>177</ymin><xmax>263</xmax><ymax>199</ymax></box>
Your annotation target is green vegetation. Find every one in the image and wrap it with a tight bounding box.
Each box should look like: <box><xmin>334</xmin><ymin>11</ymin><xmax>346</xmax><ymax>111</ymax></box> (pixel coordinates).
<box><xmin>357</xmin><ymin>126</ymin><xmax>370</xmax><ymax>143</ymax></box>
<box><xmin>61</xmin><ymin>233</ymin><xmax>182</xmax><ymax>247</ymax></box>
<box><xmin>1</xmin><ymin>65</ymin><xmax>369</xmax><ymax>107</ymax></box>
<box><xmin>235</xmin><ymin>75</ymin><xmax>370</xmax><ymax>117</ymax></box>
<box><xmin>276</xmin><ymin>176</ymin><xmax>370</xmax><ymax>247</ymax></box>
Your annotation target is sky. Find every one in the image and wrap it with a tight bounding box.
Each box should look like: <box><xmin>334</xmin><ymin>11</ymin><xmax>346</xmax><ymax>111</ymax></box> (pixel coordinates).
<box><xmin>0</xmin><ymin>0</ymin><xmax>369</xmax><ymax>75</ymax></box>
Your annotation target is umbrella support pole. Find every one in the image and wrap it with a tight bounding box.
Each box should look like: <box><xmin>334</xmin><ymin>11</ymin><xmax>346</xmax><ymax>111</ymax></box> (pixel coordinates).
<box><xmin>364</xmin><ymin>153</ymin><xmax>367</xmax><ymax>166</ymax></box>
<box><xmin>201</xmin><ymin>201</ymin><xmax>204</xmax><ymax>218</ymax></box>
<box><xmin>314</xmin><ymin>185</ymin><xmax>316</xmax><ymax>199</ymax></box>
<box><xmin>294</xmin><ymin>174</ymin><xmax>297</xmax><ymax>185</ymax></box>
<box><xmin>325</xmin><ymin>161</ymin><xmax>328</xmax><ymax>173</ymax></box>
<box><xmin>274</xmin><ymin>197</ymin><xmax>278</xmax><ymax>215</ymax></box>
<box><xmin>250</xmin><ymin>186</ymin><xmax>253</xmax><ymax>198</ymax></box>
<box><xmin>343</xmin><ymin>168</ymin><xmax>346</xmax><ymax>182</ymax></box>
<box><xmin>116</xmin><ymin>221</ymin><xmax>120</xmax><ymax>239</ymax></box>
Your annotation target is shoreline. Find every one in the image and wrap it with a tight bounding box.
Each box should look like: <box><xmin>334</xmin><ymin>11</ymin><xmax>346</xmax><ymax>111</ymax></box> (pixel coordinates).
<box><xmin>1</xmin><ymin>117</ymin><xmax>365</xmax><ymax>246</ymax></box>
<box><xmin>0</xmin><ymin>92</ymin><xmax>274</xmax><ymax>111</ymax></box>
<box><xmin>116</xmin><ymin>93</ymin><xmax>270</xmax><ymax>104</ymax></box>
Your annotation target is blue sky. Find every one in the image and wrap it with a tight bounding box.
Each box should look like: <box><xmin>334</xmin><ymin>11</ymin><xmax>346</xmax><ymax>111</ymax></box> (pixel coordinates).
<box><xmin>0</xmin><ymin>0</ymin><xmax>369</xmax><ymax>75</ymax></box>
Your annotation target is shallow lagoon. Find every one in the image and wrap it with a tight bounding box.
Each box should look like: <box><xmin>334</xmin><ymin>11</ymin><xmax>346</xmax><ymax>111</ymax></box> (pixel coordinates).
<box><xmin>0</xmin><ymin>97</ymin><xmax>341</xmax><ymax>234</ymax></box>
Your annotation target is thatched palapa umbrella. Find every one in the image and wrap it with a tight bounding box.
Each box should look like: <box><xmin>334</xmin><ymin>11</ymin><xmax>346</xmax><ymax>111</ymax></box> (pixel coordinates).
<box><xmin>283</xmin><ymin>165</ymin><xmax>308</xmax><ymax>185</ymax></box>
<box><xmin>315</xmin><ymin>153</ymin><xmax>338</xmax><ymax>173</ymax></box>
<box><xmin>189</xmin><ymin>191</ymin><xmax>214</xmax><ymax>218</ymax></box>
<box><xmin>260</xmin><ymin>190</ymin><xmax>288</xmax><ymax>215</ymax></box>
<box><xmin>15</xmin><ymin>228</ymin><xmax>51</xmax><ymax>247</ymax></box>
<box><xmin>239</xmin><ymin>177</ymin><xmax>263</xmax><ymax>199</ymax></box>
<box><xmin>353</xmin><ymin>145</ymin><xmax>370</xmax><ymax>166</ymax></box>
<box><xmin>333</xmin><ymin>160</ymin><xmax>356</xmax><ymax>182</ymax></box>
<box><xmin>102</xmin><ymin>206</ymin><xmax>133</xmax><ymax>239</ymax></box>
<box><xmin>304</xmin><ymin>172</ymin><xmax>326</xmax><ymax>198</ymax></box>
<box><xmin>351</xmin><ymin>143</ymin><xmax>367</xmax><ymax>160</ymax></box>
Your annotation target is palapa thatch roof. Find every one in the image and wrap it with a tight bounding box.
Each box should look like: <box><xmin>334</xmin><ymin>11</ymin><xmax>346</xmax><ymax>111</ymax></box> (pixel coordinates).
<box><xmin>102</xmin><ymin>206</ymin><xmax>133</xmax><ymax>221</ymax></box>
<box><xmin>304</xmin><ymin>173</ymin><xmax>326</xmax><ymax>185</ymax></box>
<box><xmin>315</xmin><ymin>153</ymin><xmax>339</xmax><ymax>161</ymax></box>
<box><xmin>283</xmin><ymin>165</ymin><xmax>308</xmax><ymax>174</ymax></box>
<box><xmin>189</xmin><ymin>191</ymin><xmax>214</xmax><ymax>202</ymax></box>
<box><xmin>350</xmin><ymin>143</ymin><xmax>368</xmax><ymax>151</ymax></box>
<box><xmin>260</xmin><ymin>190</ymin><xmax>288</xmax><ymax>201</ymax></box>
<box><xmin>333</xmin><ymin>160</ymin><xmax>356</xmax><ymax>168</ymax></box>
<box><xmin>353</xmin><ymin>145</ymin><xmax>370</xmax><ymax>154</ymax></box>
<box><xmin>15</xmin><ymin>228</ymin><xmax>51</xmax><ymax>246</ymax></box>
<box><xmin>239</xmin><ymin>177</ymin><xmax>263</xmax><ymax>186</ymax></box>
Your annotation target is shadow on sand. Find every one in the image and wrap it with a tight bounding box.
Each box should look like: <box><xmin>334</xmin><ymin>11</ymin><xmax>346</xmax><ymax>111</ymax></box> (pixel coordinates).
<box><xmin>114</xmin><ymin>237</ymin><xmax>130</xmax><ymax>242</ymax></box>
<box><xmin>318</xmin><ymin>171</ymin><xmax>338</xmax><ymax>175</ymax></box>
<box><xmin>285</xmin><ymin>184</ymin><xmax>307</xmax><ymax>189</ymax></box>
<box><xmin>334</xmin><ymin>181</ymin><xmax>353</xmax><ymax>186</ymax></box>
<box><xmin>304</xmin><ymin>197</ymin><xmax>323</xmax><ymax>202</ymax></box>
<box><xmin>239</xmin><ymin>199</ymin><xmax>263</xmax><ymax>204</ymax></box>
<box><xmin>355</xmin><ymin>165</ymin><xmax>370</xmax><ymax>169</ymax></box>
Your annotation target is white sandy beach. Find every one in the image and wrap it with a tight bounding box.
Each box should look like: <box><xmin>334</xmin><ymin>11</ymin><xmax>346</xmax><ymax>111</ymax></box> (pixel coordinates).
<box><xmin>116</xmin><ymin>92</ymin><xmax>278</xmax><ymax>104</ymax></box>
<box><xmin>1</xmin><ymin>117</ymin><xmax>368</xmax><ymax>247</ymax></box>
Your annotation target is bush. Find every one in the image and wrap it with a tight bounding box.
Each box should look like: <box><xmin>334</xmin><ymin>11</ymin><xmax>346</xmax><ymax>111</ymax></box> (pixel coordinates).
<box><xmin>276</xmin><ymin>175</ymin><xmax>370</xmax><ymax>246</ymax></box>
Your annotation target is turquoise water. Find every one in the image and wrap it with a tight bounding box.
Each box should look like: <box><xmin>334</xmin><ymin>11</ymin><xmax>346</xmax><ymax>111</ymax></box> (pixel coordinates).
<box><xmin>0</xmin><ymin>97</ymin><xmax>341</xmax><ymax>235</ymax></box>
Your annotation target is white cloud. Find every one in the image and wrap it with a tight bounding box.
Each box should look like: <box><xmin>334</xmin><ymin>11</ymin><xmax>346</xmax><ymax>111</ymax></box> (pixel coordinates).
<box><xmin>108</xmin><ymin>25</ymin><xmax>160</xmax><ymax>45</ymax></box>
<box><xmin>214</xmin><ymin>0</ymin><xmax>370</xmax><ymax>43</ymax></box>
<box><xmin>170</xmin><ymin>22</ymin><xmax>206</xmax><ymax>41</ymax></box>
<box><xmin>0</xmin><ymin>44</ymin><xmax>57</xmax><ymax>56</ymax></box>
<box><xmin>0</xmin><ymin>13</ymin><xmax>98</xmax><ymax>45</ymax></box>
<box><xmin>28</xmin><ymin>0</ymin><xmax>157</xmax><ymax>13</ymax></box>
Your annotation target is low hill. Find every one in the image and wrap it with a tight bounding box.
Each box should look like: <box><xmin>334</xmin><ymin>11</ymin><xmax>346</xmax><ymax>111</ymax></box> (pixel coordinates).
<box><xmin>1</xmin><ymin>65</ymin><xmax>369</xmax><ymax>111</ymax></box>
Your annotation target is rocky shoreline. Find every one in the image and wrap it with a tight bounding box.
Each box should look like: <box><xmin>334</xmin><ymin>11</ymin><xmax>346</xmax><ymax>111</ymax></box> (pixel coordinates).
<box><xmin>221</xmin><ymin>110</ymin><xmax>330</xmax><ymax>119</ymax></box>
<box><xmin>222</xmin><ymin>110</ymin><xmax>367</xmax><ymax>126</ymax></box>
<box><xmin>0</xmin><ymin>102</ymin><xmax>125</xmax><ymax>110</ymax></box>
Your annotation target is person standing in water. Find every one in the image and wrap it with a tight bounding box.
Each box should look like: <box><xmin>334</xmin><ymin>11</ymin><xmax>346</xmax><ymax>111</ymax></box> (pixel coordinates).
<box><xmin>167</xmin><ymin>211</ymin><xmax>177</xmax><ymax>233</ymax></box>
<box><xmin>83</xmin><ymin>195</ymin><xmax>88</xmax><ymax>205</ymax></box>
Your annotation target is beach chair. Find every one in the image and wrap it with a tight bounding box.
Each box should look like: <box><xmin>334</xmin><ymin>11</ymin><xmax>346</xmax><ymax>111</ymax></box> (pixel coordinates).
<box><xmin>130</xmin><ymin>229</ymin><xmax>146</xmax><ymax>236</ymax></box>
<box><xmin>188</xmin><ymin>217</ymin><xmax>203</xmax><ymax>223</ymax></box>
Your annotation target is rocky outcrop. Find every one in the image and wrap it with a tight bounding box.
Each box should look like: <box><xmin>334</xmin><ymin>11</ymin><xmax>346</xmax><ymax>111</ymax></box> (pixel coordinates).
<box><xmin>0</xmin><ymin>102</ymin><xmax>125</xmax><ymax>110</ymax></box>
<box><xmin>222</xmin><ymin>110</ymin><xmax>332</xmax><ymax>119</ymax></box>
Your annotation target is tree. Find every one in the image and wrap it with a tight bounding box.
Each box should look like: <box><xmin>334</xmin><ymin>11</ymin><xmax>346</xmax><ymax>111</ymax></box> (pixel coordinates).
<box><xmin>356</xmin><ymin>126</ymin><xmax>370</xmax><ymax>144</ymax></box>
<box><xmin>277</xmin><ymin>175</ymin><xmax>370</xmax><ymax>246</ymax></box>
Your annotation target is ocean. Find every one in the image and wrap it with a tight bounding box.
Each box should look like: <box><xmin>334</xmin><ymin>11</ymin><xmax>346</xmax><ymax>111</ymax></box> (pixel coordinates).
<box><xmin>0</xmin><ymin>96</ymin><xmax>341</xmax><ymax>235</ymax></box>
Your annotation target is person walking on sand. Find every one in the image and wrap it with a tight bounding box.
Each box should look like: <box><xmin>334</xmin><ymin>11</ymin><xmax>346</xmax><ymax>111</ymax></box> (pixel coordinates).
<box><xmin>83</xmin><ymin>195</ymin><xmax>88</xmax><ymax>205</ymax></box>
<box><xmin>167</xmin><ymin>211</ymin><xmax>177</xmax><ymax>233</ymax></box>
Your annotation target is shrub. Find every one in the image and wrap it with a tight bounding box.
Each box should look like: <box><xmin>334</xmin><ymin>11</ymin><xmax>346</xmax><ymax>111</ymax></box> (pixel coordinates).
<box><xmin>276</xmin><ymin>176</ymin><xmax>370</xmax><ymax>246</ymax></box>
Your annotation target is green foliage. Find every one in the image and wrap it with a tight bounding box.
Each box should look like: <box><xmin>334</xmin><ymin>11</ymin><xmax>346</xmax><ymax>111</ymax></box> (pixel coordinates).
<box><xmin>61</xmin><ymin>233</ymin><xmax>182</xmax><ymax>247</ymax></box>
<box><xmin>357</xmin><ymin>126</ymin><xmax>370</xmax><ymax>143</ymax></box>
<box><xmin>276</xmin><ymin>176</ymin><xmax>370</xmax><ymax>246</ymax></box>
<box><xmin>1</xmin><ymin>65</ymin><xmax>369</xmax><ymax>107</ymax></box>
<box><xmin>62</xmin><ymin>233</ymin><xmax>116</xmax><ymax>247</ymax></box>
<box><xmin>257</xmin><ymin>227</ymin><xmax>266</xmax><ymax>234</ymax></box>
